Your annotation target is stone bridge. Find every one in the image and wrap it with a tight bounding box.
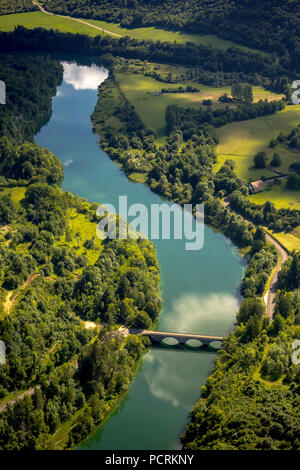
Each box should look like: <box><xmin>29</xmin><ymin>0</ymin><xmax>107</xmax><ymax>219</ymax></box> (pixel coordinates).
<box><xmin>128</xmin><ymin>328</ymin><xmax>224</xmax><ymax>347</ymax></box>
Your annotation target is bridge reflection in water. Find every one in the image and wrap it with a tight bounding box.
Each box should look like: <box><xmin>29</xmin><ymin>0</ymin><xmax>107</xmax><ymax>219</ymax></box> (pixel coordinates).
<box><xmin>128</xmin><ymin>328</ymin><xmax>224</xmax><ymax>350</ymax></box>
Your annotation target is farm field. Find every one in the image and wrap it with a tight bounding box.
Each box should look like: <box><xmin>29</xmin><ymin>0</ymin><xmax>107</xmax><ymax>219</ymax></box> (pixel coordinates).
<box><xmin>116</xmin><ymin>72</ymin><xmax>283</xmax><ymax>140</ymax></box>
<box><xmin>265</xmin><ymin>226</ymin><xmax>300</xmax><ymax>252</ymax></box>
<box><xmin>215</xmin><ymin>105</ymin><xmax>300</xmax><ymax>180</ymax></box>
<box><xmin>0</xmin><ymin>10</ymin><xmax>266</xmax><ymax>54</ymax></box>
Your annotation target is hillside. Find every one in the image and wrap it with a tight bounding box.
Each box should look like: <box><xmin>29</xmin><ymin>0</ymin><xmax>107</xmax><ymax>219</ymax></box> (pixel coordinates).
<box><xmin>44</xmin><ymin>0</ymin><xmax>300</xmax><ymax>67</ymax></box>
<box><xmin>0</xmin><ymin>53</ymin><xmax>161</xmax><ymax>450</ymax></box>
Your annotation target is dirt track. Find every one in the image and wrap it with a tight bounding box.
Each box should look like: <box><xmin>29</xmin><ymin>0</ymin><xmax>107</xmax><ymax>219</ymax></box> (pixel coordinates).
<box><xmin>32</xmin><ymin>0</ymin><xmax>121</xmax><ymax>37</ymax></box>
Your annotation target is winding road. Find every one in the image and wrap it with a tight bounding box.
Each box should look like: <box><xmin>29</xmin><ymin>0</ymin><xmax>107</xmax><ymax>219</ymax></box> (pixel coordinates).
<box><xmin>222</xmin><ymin>197</ymin><xmax>289</xmax><ymax>321</ymax></box>
<box><xmin>32</xmin><ymin>0</ymin><xmax>121</xmax><ymax>37</ymax></box>
<box><xmin>264</xmin><ymin>233</ymin><xmax>288</xmax><ymax>321</ymax></box>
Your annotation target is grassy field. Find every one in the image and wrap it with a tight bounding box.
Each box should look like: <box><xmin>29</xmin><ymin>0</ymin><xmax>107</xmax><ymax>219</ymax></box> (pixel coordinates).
<box><xmin>1</xmin><ymin>186</ymin><xmax>26</xmax><ymax>204</ymax></box>
<box><xmin>87</xmin><ymin>18</ymin><xmax>264</xmax><ymax>53</ymax></box>
<box><xmin>0</xmin><ymin>187</ymin><xmax>103</xmax><ymax>269</ymax></box>
<box><xmin>215</xmin><ymin>105</ymin><xmax>300</xmax><ymax>181</ymax></box>
<box><xmin>248</xmin><ymin>170</ymin><xmax>300</xmax><ymax>251</ymax></box>
<box><xmin>0</xmin><ymin>11</ymin><xmax>106</xmax><ymax>35</ymax></box>
<box><xmin>0</xmin><ymin>10</ymin><xmax>266</xmax><ymax>54</ymax></box>
<box><xmin>116</xmin><ymin>72</ymin><xmax>282</xmax><ymax>140</ymax></box>
<box><xmin>249</xmin><ymin>183</ymin><xmax>300</xmax><ymax>210</ymax></box>
<box><xmin>117</xmin><ymin>71</ymin><xmax>300</xmax><ymax>217</ymax></box>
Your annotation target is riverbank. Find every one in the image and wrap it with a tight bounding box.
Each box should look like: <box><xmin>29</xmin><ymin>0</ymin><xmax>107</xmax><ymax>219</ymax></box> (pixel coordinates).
<box><xmin>34</xmin><ymin>61</ymin><xmax>244</xmax><ymax>450</ymax></box>
<box><xmin>87</xmin><ymin>64</ymin><xmax>300</xmax><ymax>450</ymax></box>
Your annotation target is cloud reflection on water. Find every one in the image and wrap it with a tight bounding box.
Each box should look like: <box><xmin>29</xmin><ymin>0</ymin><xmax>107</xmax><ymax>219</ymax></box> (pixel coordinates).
<box><xmin>141</xmin><ymin>292</ymin><xmax>239</xmax><ymax>408</ymax></box>
<box><xmin>163</xmin><ymin>292</ymin><xmax>239</xmax><ymax>334</ymax></box>
<box><xmin>61</xmin><ymin>62</ymin><xmax>108</xmax><ymax>90</ymax></box>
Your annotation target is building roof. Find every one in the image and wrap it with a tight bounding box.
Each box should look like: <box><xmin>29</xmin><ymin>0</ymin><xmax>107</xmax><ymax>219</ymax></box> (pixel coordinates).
<box><xmin>250</xmin><ymin>180</ymin><xmax>266</xmax><ymax>193</ymax></box>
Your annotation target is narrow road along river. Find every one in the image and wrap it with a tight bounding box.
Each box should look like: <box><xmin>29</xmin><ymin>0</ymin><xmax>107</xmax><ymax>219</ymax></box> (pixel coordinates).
<box><xmin>35</xmin><ymin>62</ymin><xmax>245</xmax><ymax>450</ymax></box>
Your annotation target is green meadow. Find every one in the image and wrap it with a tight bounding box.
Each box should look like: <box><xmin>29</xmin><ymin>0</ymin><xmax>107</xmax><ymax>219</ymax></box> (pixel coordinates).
<box><xmin>268</xmin><ymin>227</ymin><xmax>300</xmax><ymax>252</ymax></box>
<box><xmin>0</xmin><ymin>11</ymin><xmax>104</xmax><ymax>36</ymax></box>
<box><xmin>215</xmin><ymin>105</ymin><xmax>300</xmax><ymax>180</ymax></box>
<box><xmin>116</xmin><ymin>72</ymin><xmax>282</xmax><ymax>140</ymax></box>
<box><xmin>117</xmin><ymin>70</ymin><xmax>300</xmax><ymax>219</ymax></box>
<box><xmin>215</xmin><ymin>105</ymin><xmax>300</xmax><ymax>242</ymax></box>
<box><xmin>0</xmin><ymin>10</ymin><xmax>266</xmax><ymax>54</ymax></box>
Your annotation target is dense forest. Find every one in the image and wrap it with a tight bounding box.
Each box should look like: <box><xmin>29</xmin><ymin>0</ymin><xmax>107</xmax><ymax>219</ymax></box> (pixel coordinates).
<box><xmin>0</xmin><ymin>54</ymin><xmax>161</xmax><ymax>449</ymax></box>
<box><xmin>0</xmin><ymin>177</ymin><xmax>160</xmax><ymax>448</ymax></box>
<box><xmin>44</xmin><ymin>0</ymin><xmax>300</xmax><ymax>66</ymax></box>
<box><xmin>0</xmin><ymin>138</ymin><xmax>63</xmax><ymax>185</ymax></box>
<box><xmin>0</xmin><ymin>0</ymin><xmax>37</xmax><ymax>15</ymax></box>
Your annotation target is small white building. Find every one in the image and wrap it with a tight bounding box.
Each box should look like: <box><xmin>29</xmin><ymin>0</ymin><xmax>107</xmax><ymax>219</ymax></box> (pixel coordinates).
<box><xmin>250</xmin><ymin>180</ymin><xmax>266</xmax><ymax>193</ymax></box>
<box><xmin>292</xmin><ymin>80</ymin><xmax>300</xmax><ymax>105</ymax></box>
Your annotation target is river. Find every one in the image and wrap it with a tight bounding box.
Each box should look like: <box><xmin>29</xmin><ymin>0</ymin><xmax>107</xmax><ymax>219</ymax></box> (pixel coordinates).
<box><xmin>35</xmin><ymin>62</ymin><xmax>244</xmax><ymax>450</ymax></box>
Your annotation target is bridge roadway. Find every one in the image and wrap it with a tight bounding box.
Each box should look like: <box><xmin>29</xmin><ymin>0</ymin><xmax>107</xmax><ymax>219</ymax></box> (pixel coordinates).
<box><xmin>128</xmin><ymin>328</ymin><xmax>223</xmax><ymax>346</ymax></box>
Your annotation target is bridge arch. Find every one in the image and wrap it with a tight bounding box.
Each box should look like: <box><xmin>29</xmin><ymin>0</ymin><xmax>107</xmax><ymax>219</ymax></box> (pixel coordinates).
<box><xmin>160</xmin><ymin>337</ymin><xmax>180</xmax><ymax>346</ymax></box>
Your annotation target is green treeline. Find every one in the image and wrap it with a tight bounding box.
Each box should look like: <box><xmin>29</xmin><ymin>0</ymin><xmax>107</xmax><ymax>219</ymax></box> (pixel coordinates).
<box><xmin>43</xmin><ymin>0</ymin><xmax>300</xmax><ymax>67</ymax></box>
<box><xmin>230</xmin><ymin>191</ymin><xmax>300</xmax><ymax>233</ymax></box>
<box><xmin>0</xmin><ymin>53</ymin><xmax>63</xmax><ymax>141</ymax></box>
<box><xmin>240</xmin><ymin>228</ymin><xmax>278</xmax><ymax>299</ymax></box>
<box><xmin>0</xmin><ymin>27</ymin><xmax>295</xmax><ymax>85</ymax></box>
<box><xmin>165</xmin><ymin>99</ymin><xmax>285</xmax><ymax>135</ymax></box>
<box><xmin>92</xmin><ymin>72</ymin><xmax>299</xmax><ymax>241</ymax></box>
<box><xmin>118</xmin><ymin>56</ymin><xmax>292</xmax><ymax>93</ymax></box>
<box><xmin>0</xmin><ymin>0</ymin><xmax>37</xmax><ymax>16</ymax></box>
<box><xmin>0</xmin><ymin>54</ymin><xmax>161</xmax><ymax>449</ymax></box>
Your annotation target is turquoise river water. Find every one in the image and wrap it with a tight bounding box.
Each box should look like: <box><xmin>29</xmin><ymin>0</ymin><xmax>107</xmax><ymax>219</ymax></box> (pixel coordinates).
<box><xmin>35</xmin><ymin>62</ymin><xmax>244</xmax><ymax>450</ymax></box>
